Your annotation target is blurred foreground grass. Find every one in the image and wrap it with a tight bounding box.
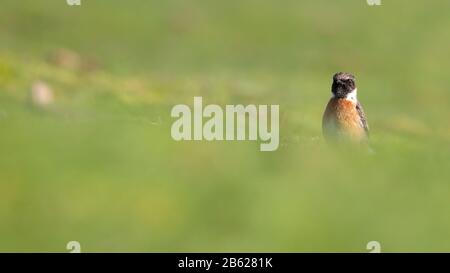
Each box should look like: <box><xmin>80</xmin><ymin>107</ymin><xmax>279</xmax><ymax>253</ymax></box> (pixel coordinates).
<box><xmin>1</xmin><ymin>0</ymin><xmax>450</xmax><ymax>252</ymax></box>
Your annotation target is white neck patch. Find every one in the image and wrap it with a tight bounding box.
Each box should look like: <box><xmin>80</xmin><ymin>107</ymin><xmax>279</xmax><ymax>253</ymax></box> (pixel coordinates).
<box><xmin>346</xmin><ymin>88</ymin><xmax>357</xmax><ymax>103</ymax></box>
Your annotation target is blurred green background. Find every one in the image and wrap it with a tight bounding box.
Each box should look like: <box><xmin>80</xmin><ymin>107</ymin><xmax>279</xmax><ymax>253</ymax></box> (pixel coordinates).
<box><xmin>1</xmin><ymin>0</ymin><xmax>450</xmax><ymax>252</ymax></box>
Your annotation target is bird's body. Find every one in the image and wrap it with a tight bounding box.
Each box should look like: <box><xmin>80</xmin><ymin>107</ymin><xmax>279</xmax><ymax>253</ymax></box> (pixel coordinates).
<box><xmin>322</xmin><ymin>73</ymin><xmax>369</xmax><ymax>143</ymax></box>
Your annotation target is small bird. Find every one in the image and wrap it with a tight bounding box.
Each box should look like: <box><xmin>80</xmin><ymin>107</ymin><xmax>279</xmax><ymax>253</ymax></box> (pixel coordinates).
<box><xmin>322</xmin><ymin>72</ymin><xmax>369</xmax><ymax>143</ymax></box>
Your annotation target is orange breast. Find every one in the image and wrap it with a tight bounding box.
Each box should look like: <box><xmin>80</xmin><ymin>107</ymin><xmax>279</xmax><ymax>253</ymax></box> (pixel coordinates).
<box><xmin>322</xmin><ymin>98</ymin><xmax>366</xmax><ymax>142</ymax></box>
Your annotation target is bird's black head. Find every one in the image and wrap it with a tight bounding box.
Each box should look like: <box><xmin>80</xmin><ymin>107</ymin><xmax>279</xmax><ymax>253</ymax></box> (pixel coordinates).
<box><xmin>332</xmin><ymin>72</ymin><xmax>356</xmax><ymax>98</ymax></box>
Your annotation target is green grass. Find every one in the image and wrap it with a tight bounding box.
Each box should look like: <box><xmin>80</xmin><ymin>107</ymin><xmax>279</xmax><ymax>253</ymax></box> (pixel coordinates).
<box><xmin>1</xmin><ymin>0</ymin><xmax>450</xmax><ymax>252</ymax></box>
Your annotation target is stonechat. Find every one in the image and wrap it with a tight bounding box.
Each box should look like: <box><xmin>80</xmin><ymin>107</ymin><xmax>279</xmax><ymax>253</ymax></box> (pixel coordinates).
<box><xmin>322</xmin><ymin>72</ymin><xmax>369</xmax><ymax>143</ymax></box>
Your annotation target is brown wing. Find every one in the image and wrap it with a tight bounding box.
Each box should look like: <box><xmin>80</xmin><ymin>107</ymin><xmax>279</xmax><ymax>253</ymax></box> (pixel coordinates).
<box><xmin>356</xmin><ymin>101</ymin><xmax>369</xmax><ymax>136</ymax></box>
